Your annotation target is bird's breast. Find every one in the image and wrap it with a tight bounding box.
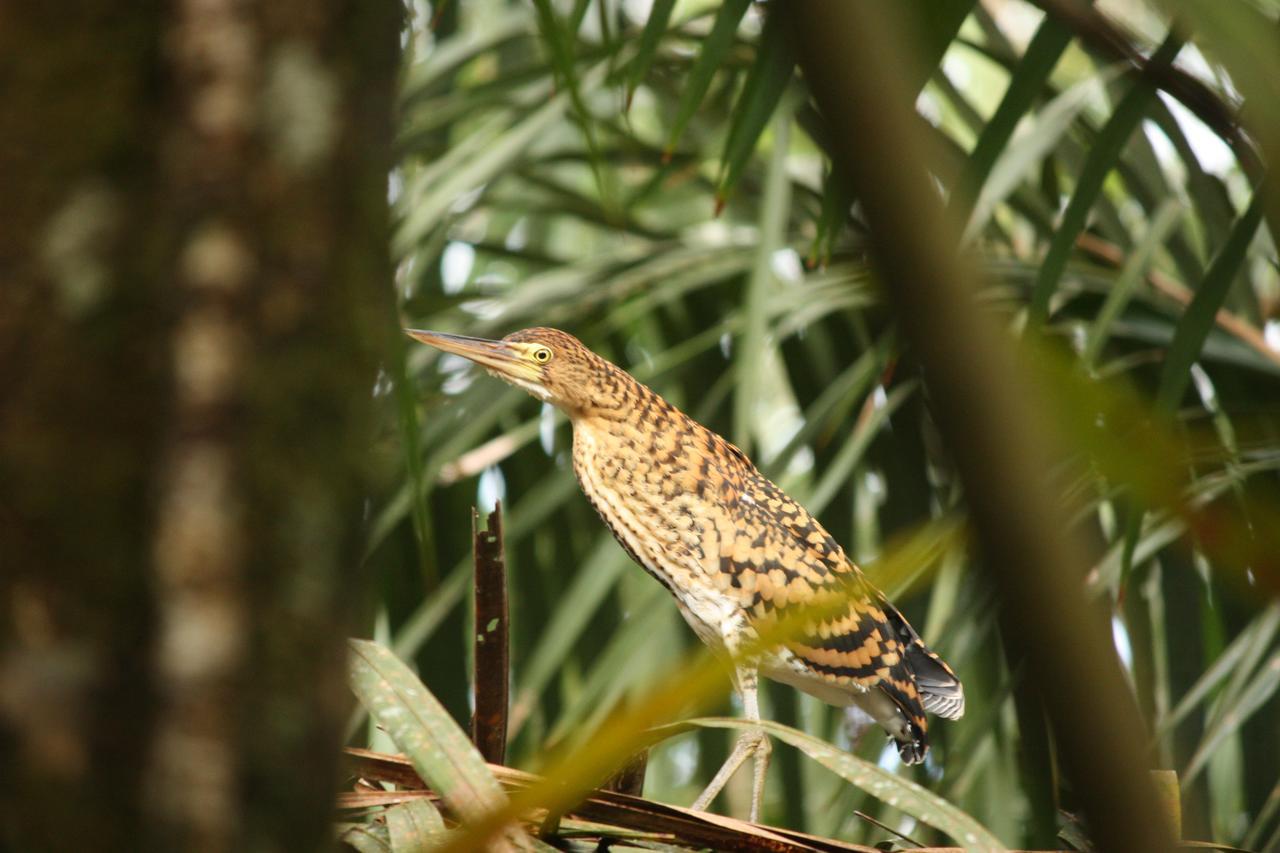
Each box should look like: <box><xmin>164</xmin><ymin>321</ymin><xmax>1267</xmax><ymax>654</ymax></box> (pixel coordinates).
<box><xmin>571</xmin><ymin>419</ymin><xmax>737</xmax><ymax>640</ymax></box>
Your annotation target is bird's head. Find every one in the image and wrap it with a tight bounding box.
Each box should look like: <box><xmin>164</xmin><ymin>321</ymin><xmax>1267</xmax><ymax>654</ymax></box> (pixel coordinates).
<box><xmin>406</xmin><ymin>326</ymin><xmax>621</xmax><ymax>416</ymax></box>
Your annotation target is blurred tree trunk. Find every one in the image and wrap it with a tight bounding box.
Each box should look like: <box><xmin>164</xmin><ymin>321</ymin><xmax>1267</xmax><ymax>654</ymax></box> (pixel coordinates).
<box><xmin>0</xmin><ymin>2</ymin><xmax>399</xmax><ymax>851</ymax></box>
<box><xmin>790</xmin><ymin>5</ymin><xmax>1173</xmax><ymax>853</ymax></box>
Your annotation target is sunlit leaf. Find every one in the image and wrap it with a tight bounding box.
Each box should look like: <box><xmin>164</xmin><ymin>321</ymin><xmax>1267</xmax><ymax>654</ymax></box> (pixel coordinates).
<box><xmin>348</xmin><ymin>640</ymin><xmax>506</xmax><ymax>820</ymax></box>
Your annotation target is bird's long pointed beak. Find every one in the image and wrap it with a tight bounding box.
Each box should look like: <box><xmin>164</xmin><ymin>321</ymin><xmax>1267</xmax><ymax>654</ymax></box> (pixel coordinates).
<box><xmin>404</xmin><ymin>329</ymin><xmax>529</xmax><ymax>378</ymax></box>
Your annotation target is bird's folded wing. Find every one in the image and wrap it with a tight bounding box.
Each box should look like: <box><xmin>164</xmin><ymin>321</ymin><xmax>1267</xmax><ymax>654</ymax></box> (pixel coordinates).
<box><xmin>711</xmin><ymin>470</ymin><xmax>910</xmax><ymax>689</ymax></box>
<box><xmin>705</xmin><ymin>436</ymin><xmax>961</xmax><ymax>724</ymax></box>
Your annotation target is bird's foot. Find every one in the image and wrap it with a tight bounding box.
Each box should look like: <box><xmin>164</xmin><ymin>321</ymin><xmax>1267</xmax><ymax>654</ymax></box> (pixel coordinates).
<box><xmin>690</xmin><ymin>727</ymin><xmax>771</xmax><ymax>823</ymax></box>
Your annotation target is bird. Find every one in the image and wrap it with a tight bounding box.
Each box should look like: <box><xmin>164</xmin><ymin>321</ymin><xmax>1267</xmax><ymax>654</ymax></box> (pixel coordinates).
<box><xmin>407</xmin><ymin>326</ymin><xmax>964</xmax><ymax>823</ymax></box>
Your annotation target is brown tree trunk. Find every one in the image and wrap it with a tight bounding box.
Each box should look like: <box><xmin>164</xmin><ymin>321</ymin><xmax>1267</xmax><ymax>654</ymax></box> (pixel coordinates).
<box><xmin>0</xmin><ymin>3</ymin><xmax>399</xmax><ymax>851</ymax></box>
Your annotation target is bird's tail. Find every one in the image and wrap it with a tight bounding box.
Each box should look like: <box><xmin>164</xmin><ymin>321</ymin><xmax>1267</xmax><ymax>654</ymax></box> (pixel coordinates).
<box><xmin>878</xmin><ymin>596</ymin><xmax>966</xmax><ymax>720</ymax></box>
<box><xmin>874</xmin><ymin>599</ymin><xmax>965</xmax><ymax>763</ymax></box>
<box><xmin>876</xmin><ymin>674</ymin><xmax>930</xmax><ymax>764</ymax></box>
<box><xmin>872</xmin><ymin>640</ymin><xmax>963</xmax><ymax>764</ymax></box>
<box><xmin>907</xmin><ymin>640</ymin><xmax>965</xmax><ymax>720</ymax></box>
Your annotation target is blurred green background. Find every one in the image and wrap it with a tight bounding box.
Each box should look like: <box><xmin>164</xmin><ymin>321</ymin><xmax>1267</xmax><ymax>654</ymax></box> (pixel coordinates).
<box><xmin>357</xmin><ymin>0</ymin><xmax>1280</xmax><ymax>849</ymax></box>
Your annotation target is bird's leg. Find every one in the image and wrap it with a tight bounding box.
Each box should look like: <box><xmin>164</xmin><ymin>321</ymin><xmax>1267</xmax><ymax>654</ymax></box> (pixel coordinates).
<box><xmin>690</xmin><ymin>665</ymin><xmax>771</xmax><ymax>823</ymax></box>
<box><xmin>744</xmin><ymin>669</ymin><xmax>771</xmax><ymax>824</ymax></box>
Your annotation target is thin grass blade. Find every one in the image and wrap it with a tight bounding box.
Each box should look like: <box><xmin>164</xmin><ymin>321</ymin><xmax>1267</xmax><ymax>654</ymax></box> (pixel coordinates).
<box><xmin>715</xmin><ymin>10</ymin><xmax>796</xmax><ymax>206</ymax></box>
<box><xmin>1155</xmin><ymin>189</ymin><xmax>1267</xmax><ymax>414</ymax></box>
<box><xmin>952</xmin><ymin>10</ymin><xmax>1084</xmax><ymax>218</ymax></box>
<box><xmin>963</xmin><ymin>65</ymin><xmax>1122</xmax><ymax>243</ymax></box>
<box><xmin>1026</xmin><ymin>34</ymin><xmax>1183</xmax><ymax>325</ymax></box>
<box><xmin>1083</xmin><ymin>199</ymin><xmax>1184</xmax><ymax>368</ymax></box>
<box><xmin>623</xmin><ymin>0</ymin><xmax>677</xmax><ymax>109</ymax></box>
<box><xmin>662</xmin><ymin>0</ymin><xmax>751</xmax><ymax>158</ymax></box>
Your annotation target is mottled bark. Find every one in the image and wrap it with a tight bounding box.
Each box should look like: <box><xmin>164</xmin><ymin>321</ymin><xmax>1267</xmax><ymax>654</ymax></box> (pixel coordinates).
<box><xmin>0</xmin><ymin>2</ymin><xmax>399</xmax><ymax>851</ymax></box>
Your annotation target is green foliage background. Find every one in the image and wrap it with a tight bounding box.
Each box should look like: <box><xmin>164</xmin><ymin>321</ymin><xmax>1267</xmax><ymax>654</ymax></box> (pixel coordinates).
<box><xmin>356</xmin><ymin>1</ymin><xmax>1280</xmax><ymax>848</ymax></box>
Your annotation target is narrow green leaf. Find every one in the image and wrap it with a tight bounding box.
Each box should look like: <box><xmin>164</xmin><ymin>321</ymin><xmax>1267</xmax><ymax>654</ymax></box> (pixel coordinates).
<box><xmin>663</xmin><ymin>0</ymin><xmax>751</xmax><ymax>157</ymax></box>
<box><xmin>593</xmin><ymin>0</ymin><xmax>617</xmax><ymax>83</ymax></box>
<box><xmin>715</xmin><ymin>11</ymin><xmax>796</xmax><ymax>204</ymax></box>
<box><xmin>347</xmin><ymin>639</ymin><xmax>507</xmax><ymax>822</ymax></box>
<box><xmin>1089</xmin><ymin>515</ymin><xmax>1186</xmax><ymax>595</ymax></box>
<box><xmin>1156</xmin><ymin>606</ymin><xmax>1280</xmax><ymax>739</ymax></box>
<box><xmin>894</xmin><ymin>0</ymin><xmax>975</xmax><ymax>97</ymax></box>
<box><xmin>1207</xmin><ymin>600</ymin><xmax>1280</xmax><ymax>733</ymax></box>
<box><xmin>394</xmin><ymin>470</ymin><xmax>580</xmax><ymax>661</ymax></box>
<box><xmin>772</xmin><ymin>334</ymin><xmax>895</xmax><ymax>487</ymax></box>
<box><xmin>808</xmin><ymin>164</ymin><xmax>852</xmax><ymax>268</ymax></box>
<box><xmin>1027</xmin><ymin>34</ymin><xmax>1183</xmax><ymax>325</ymax></box>
<box><xmin>1148</xmin><ymin>101</ymin><xmax>1235</xmax><ymax>253</ymax></box>
<box><xmin>734</xmin><ymin>107</ymin><xmax>791</xmax><ymax>454</ymax></box>
<box><xmin>390</xmin><ymin>324</ymin><xmax>438</xmax><ymax>591</ymax></box>
<box><xmin>365</xmin><ymin>388</ymin><xmax>527</xmax><ymax>560</ymax></box>
<box><xmin>952</xmin><ymin>6</ymin><xmax>1090</xmax><ymax>217</ymax></box>
<box><xmin>1242</xmin><ymin>778</ymin><xmax>1280</xmax><ymax>850</ymax></box>
<box><xmin>1183</xmin><ymin>651</ymin><xmax>1280</xmax><ymax>784</ymax></box>
<box><xmin>623</xmin><ymin>0</ymin><xmax>677</xmax><ymax>108</ymax></box>
<box><xmin>963</xmin><ymin>65</ymin><xmax>1123</xmax><ymax>244</ymax></box>
<box><xmin>1155</xmin><ymin>188</ymin><xmax>1267</xmax><ymax>414</ymax></box>
<box><xmin>1083</xmin><ymin>199</ymin><xmax>1184</xmax><ymax>368</ymax></box>
<box><xmin>386</xmin><ymin>799</ymin><xmax>447</xmax><ymax>852</ymax></box>
<box><xmin>675</xmin><ymin>717</ymin><xmax>1007</xmax><ymax>852</ymax></box>
<box><xmin>546</xmin><ymin>585</ymin><xmax>669</xmax><ymax>747</ymax></box>
<box><xmin>396</xmin><ymin>63</ymin><xmax>609</xmax><ymax>254</ymax></box>
<box><xmin>530</xmin><ymin>0</ymin><xmax>612</xmax><ymax>207</ymax></box>
<box><xmin>566</xmin><ymin>0</ymin><xmax>591</xmax><ymax>33</ymax></box>
<box><xmin>808</xmin><ymin>381</ymin><xmax>919</xmax><ymax>515</ymax></box>
<box><xmin>400</xmin><ymin>10</ymin><xmax>532</xmax><ymax>103</ymax></box>
<box><xmin>952</xmin><ymin>10</ymin><xmax>1081</xmax><ymax>219</ymax></box>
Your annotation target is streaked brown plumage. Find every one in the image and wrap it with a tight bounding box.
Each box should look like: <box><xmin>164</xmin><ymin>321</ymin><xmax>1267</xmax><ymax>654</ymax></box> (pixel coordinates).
<box><xmin>408</xmin><ymin>326</ymin><xmax>963</xmax><ymax>822</ymax></box>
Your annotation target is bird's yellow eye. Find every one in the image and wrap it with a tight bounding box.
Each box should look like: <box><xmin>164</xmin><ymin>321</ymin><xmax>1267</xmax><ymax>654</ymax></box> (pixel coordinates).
<box><xmin>532</xmin><ymin>346</ymin><xmax>552</xmax><ymax>364</ymax></box>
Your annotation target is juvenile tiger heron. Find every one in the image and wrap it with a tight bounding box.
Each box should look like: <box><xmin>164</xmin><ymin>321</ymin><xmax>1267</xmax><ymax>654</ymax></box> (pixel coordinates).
<box><xmin>408</xmin><ymin>327</ymin><xmax>963</xmax><ymax>823</ymax></box>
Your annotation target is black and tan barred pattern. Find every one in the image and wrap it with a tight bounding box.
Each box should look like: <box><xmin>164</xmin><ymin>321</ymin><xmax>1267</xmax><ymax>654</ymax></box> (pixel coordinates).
<box><xmin>497</xmin><ymin>327</ymin><xmax>961</xmax><ymax>762</ymax></box>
